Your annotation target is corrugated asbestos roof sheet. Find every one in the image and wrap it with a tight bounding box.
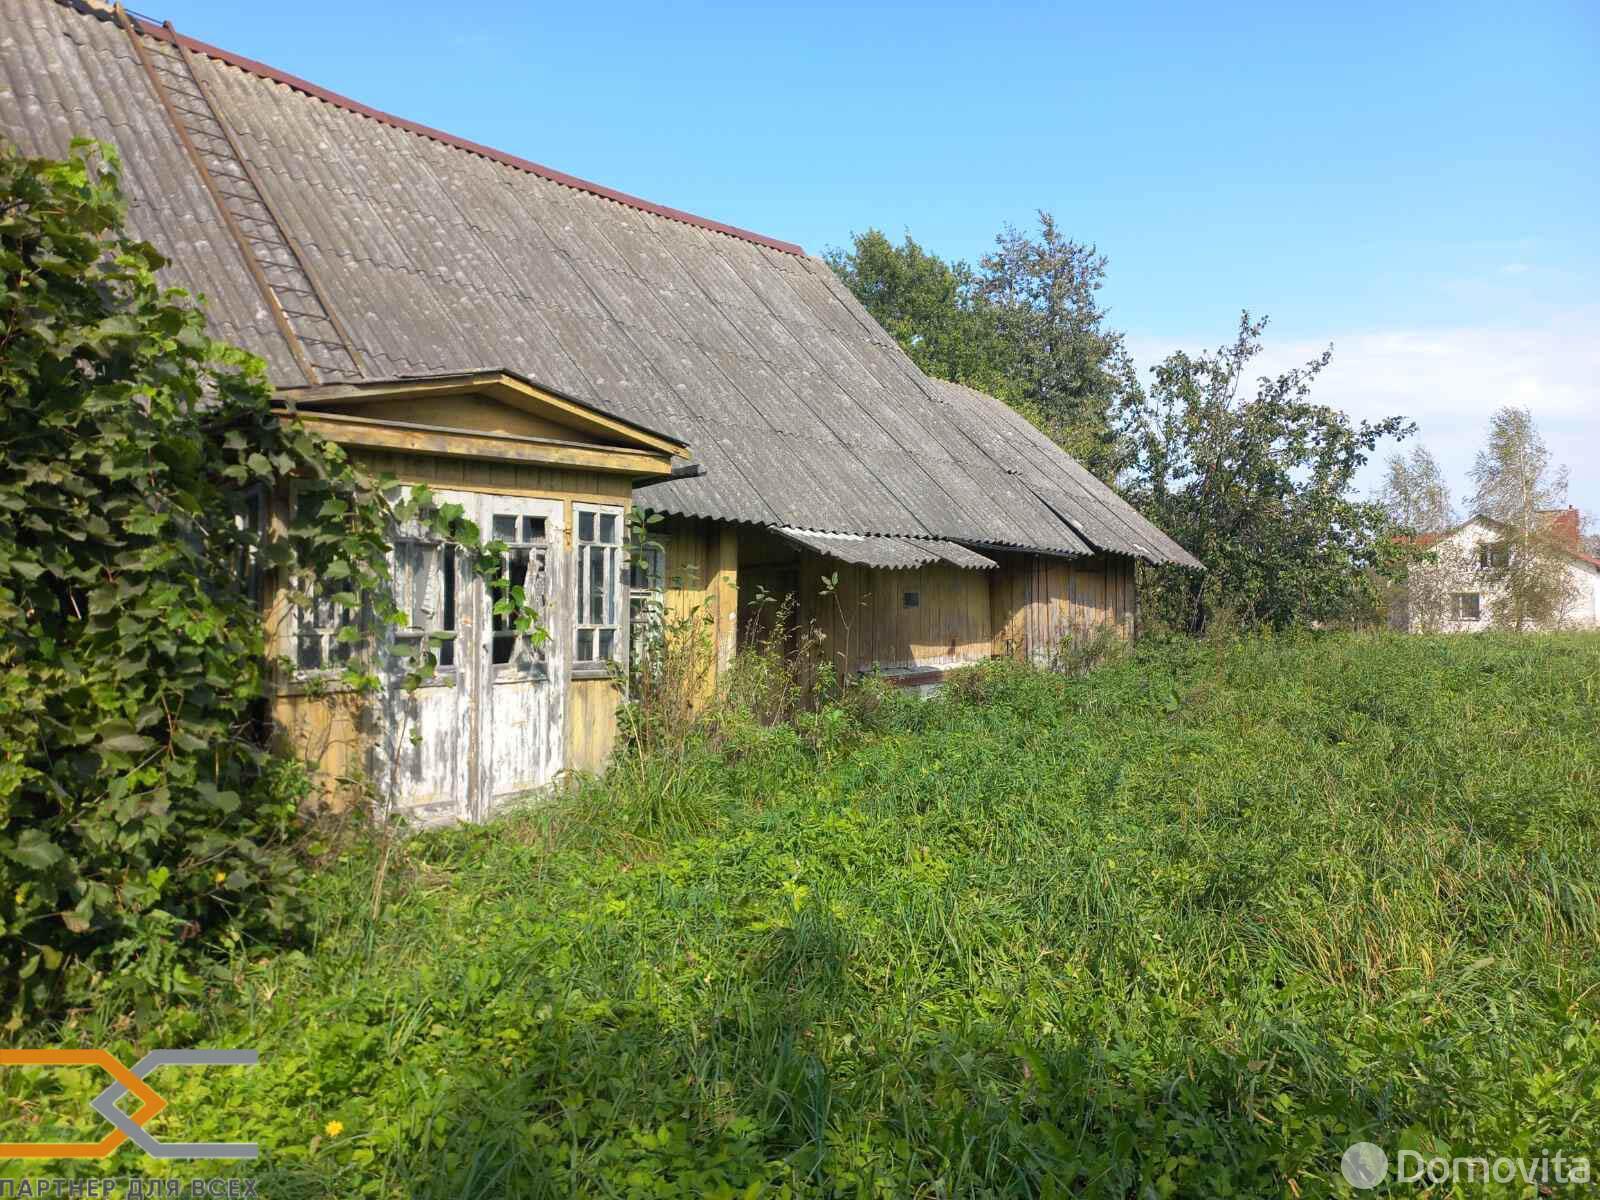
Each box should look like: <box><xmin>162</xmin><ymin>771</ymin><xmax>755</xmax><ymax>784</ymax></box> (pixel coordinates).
<box><xmin>0</xmin><ymin>0</ymin><xmax>1201</xmax><ymax>570</ymax></box>
<box><xmin>774</xmin><ymin>528</ymin><xmax>997</xmax><ymax>571</ymax></box>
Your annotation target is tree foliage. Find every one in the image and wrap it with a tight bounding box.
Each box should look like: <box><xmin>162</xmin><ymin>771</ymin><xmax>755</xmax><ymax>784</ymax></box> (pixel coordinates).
<box><xmin>974</xmin><ymin>214</ymin><xmax>1138</xmax><ymax>475</ymax></box>
<box><xmin>0</xmin><ymin>141</ymin><xmax>528</xmax><ymax>1021</ymax></box>
<box><xmin>1120</xmin><ymin>314</ymin><xmax>1413</xmax><ymax>633</ymax></box>
<box><xmin>1376</xmin><ymin>444</ymin><xmax>1455</xmax><ymax>534</ymax></box>
<box><xmin>1469</xmin><ymin>406</ymin><xmax>1578</xmax><ymax>629</ymax></box>
<box><xmin>826</xmin><ymin>214</ymin><xmax>1135</xmax><ymax>479</ymax></box>
<box><xmin>821</xmin><ymin>230</ymin><xmax>1010</xmax><ymax>397</ymax></box>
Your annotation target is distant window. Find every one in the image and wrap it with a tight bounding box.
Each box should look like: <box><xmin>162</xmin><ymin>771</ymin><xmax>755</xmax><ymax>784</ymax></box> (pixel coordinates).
<box><xmin>1452</xmin><ymin>592</ymin><xmax>1482</xmax><ymax>621</ymax></box>
<box><xmin>903</xmin><ymin>591</ymin><xmax>920</xmax><ymax>609</ymax></box>
<box><xmin>575</xmin><ymin>506</ymin><xmax>623</xmax><ymax>668</ymax></box>
<box><xmin>1478</xmin><ymin>543</ymin><xmax>1510</xmax><ymax>570</ymax></box>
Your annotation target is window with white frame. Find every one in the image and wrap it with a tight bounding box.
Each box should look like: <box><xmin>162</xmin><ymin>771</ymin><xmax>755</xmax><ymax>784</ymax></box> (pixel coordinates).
<box><xmin>488</xmin><ymin>512</ymin><xmax>548</xmax><ymax>679</ymax></box>
<box><xmin>574</xmin><ymin>506</ymin><xmax>622</xmax><ymax>669</ymax></box>
<box><xmin>391</xmin><ymin>537</ymin><xmax>458</xmax><ymax>672</ymax></box>
<box><xmin>1478</xmin><ymin>543</ymin><xmax>1510</xmax><ymax>571</ymax></box>
<box><xmin>1451</xmin><ymin>592</ymin><xmax>1482</xmax><ymax>621</ymax></box>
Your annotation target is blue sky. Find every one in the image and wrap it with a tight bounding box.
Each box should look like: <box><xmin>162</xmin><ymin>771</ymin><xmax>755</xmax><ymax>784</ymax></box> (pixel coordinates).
<box><xmin>154</xmin><ymin>0</ymin><xmax>1599</xmax><ymax>520</ymax></box>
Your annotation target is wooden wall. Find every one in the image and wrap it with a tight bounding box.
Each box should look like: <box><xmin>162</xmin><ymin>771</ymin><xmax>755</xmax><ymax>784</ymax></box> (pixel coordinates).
<box><xmin>653</xmin><ymin>515</ymin><xmax>739</xmax><ymax>687</ymax></box>
<box><xmin>650</xmin><ymin>517</ymin><xmax>1141</xmax><ymax>688</ymax></box>
<box><xmin>989</xmin><ymin>550</ymin><xmax>1136</xmax><ymax>662</ymax></box>
<box><xmin>797</xmin><ymin>555</ymin><xmax>994</xmax><ymax>675</ymax></box>
<box><xmin>567</xmin><ymin>677</ymin><xmax>622</xmax><ymax>774</ymax></box>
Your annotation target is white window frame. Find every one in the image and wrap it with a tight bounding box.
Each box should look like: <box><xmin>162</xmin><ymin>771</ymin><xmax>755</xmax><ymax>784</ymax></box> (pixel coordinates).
<box><xmin>390</xmin><ymin>534</ymin><xmax>459</xmax><ymax>681</ymax></box>
<box><xmin>573</xmin><ymin>504</ymin><xmax>625</xmax><ymax>676</ymax></box>
<box><xmin>1477</xmin><ymin>543</ymin><xmax>1509</xmax><ymax>571</ymax></box>
<box><xmin>1452</xmin><ymin>592</ymin><xmax>1482</xmax><ymax>621</ymax></box>
<box><xmin>487</xmin><ymin>510</ymin><xmax>550</xmax><ymax>682</ymax></box>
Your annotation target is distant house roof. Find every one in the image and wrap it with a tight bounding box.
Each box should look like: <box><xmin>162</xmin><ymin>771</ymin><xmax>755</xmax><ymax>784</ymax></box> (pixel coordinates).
<box><xmin>1413</xmin><ymin>510</ymin><xmax>1600</xmax><ymax>571</ymax></box>
<box><xmin>1</xmin><ymin>0</ymin><xmax>1201</xmax><ymax>570</ymax></box>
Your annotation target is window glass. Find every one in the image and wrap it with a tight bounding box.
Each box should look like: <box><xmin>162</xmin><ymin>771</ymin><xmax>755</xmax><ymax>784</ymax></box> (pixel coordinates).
<box><xmin>575</xmin><ymin>506</ymin><xmax>623</xmax><ymax>667</ymax></box>
<box><xmin>390</xmin><ymin>537</ymin><xmax>457</xmax><ymax>673</ymax></box>
<box><xmin>487</xmin><ymin>511</ymin><xmax>548</xmax><ymax>680</ymax></box>
<box><xmin>439</xmin><ymin>547</ymin><xmax>456</xmax><ymax>668</ymax></box>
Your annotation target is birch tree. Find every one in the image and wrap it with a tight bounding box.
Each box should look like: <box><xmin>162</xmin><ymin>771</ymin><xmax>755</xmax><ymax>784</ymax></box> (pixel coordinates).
<box><xmin>1469</xmin><ymin>406</ymin><xmax>1577</xmax><ymax>629</ymax></box>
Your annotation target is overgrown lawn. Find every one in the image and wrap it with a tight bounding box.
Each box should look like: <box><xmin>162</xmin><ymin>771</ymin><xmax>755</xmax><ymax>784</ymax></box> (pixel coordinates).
<box><xmin>8</xmin><ymin>633</ymin><xmax>1600</xmax><ymax>1197</ymax></box>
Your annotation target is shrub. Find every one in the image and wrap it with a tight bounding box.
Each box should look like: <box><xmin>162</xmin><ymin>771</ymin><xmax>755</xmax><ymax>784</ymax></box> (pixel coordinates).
<box><xmin>0</xmin><ymin>141</ymin><xmax>525</xmax><ymax>1022</ymax></box>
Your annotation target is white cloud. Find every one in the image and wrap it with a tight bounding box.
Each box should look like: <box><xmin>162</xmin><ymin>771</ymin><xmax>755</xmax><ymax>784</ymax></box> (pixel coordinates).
<box><xmin>1126</xmin><ymin>310</ymin><xmax>1600</xmax><ymax>523</ymax></box>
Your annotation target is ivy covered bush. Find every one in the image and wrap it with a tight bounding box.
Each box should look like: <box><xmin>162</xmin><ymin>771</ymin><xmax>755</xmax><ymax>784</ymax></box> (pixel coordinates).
<box><xmin>0</xmin><ymin>141</ymin><xmax>518</xmax><ymax>1025</ymax></box>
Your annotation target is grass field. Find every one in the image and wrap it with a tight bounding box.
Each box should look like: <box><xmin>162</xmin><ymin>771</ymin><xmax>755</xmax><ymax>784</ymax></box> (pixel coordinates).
<box><xmin>7</xmin><ymin>632</ymin><xmax>1600</xmax><ymax>1197</ymax></box>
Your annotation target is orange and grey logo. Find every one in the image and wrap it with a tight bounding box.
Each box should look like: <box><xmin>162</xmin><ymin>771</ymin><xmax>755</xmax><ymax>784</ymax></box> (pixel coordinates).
<box><xmin>0</xmin><ymin>1049</ymin><xmax>258</xmax><ymax>1160</ymax></box>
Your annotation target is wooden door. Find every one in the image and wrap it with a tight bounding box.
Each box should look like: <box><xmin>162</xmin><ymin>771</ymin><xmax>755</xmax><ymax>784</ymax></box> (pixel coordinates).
<box><xmin>477</xmin><ymin>497</ymin><xmax>566</xmax><ymax>818</ymax></box>
<box><xmin>377</xmin><ymin>491</ymin><xmax>566</xmax><ymax>824</ymax></box>
<box><xmin>377</xmin><ymin>488</ymin><xmax>475</xmax><ymax>826</ymax></box>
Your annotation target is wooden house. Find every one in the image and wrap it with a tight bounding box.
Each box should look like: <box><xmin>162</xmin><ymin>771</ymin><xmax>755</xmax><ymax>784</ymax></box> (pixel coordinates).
<box><xmin>2</xmin><ymin>0</ymin><xmax>1202</xmax><ymax>821</ymax></box>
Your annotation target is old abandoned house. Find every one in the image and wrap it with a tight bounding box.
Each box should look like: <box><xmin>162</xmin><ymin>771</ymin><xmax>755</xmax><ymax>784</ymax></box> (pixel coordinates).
<box><xmin>2</xmin><ymin>0</ymin><xmax>1200</xmax><ymax>822</ymax></box>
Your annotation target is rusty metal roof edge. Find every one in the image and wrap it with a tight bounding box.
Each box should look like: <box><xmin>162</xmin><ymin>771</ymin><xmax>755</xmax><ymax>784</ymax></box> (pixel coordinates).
<box><xmin>103</xmin><ymin>4</ymin><xmax>807</xmax><ymax>257</ymax></box>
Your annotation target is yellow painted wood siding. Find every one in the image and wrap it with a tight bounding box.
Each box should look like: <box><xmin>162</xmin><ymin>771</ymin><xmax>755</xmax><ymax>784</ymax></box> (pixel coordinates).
<box><xmin>567</xmin><ymin>676</ymin><xmax>623</xmax><ymax>774</ymax></box>
<box><xmin>655</xmin><ymin>516</ymin><xmax>740</xmax><ymax>689</ymax></box>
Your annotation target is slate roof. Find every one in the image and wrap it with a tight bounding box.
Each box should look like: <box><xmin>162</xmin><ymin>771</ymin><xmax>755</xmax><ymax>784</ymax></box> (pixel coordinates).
<box><xmin>0</xmin><ymin>0</ymin><xmax>1202</xmax><ymax>569</ymax></box>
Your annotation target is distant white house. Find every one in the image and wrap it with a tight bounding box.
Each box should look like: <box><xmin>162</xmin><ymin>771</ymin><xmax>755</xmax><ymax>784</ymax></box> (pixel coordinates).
<box><xmin>1394</xmin><ymin>507</ymin><xmax>1600</xmax><ymax>632</ymax></box>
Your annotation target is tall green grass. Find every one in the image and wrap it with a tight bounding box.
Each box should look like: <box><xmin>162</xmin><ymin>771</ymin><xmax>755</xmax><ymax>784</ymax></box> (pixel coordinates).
<box><xmin>6</xmin><ymin>633</ymin><xmax>1599</xmax><ymax>1197</ymax></box>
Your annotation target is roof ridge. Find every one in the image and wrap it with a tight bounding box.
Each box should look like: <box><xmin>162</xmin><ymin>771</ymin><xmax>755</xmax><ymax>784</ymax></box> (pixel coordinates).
<box><xmin>88</xmin><ymin>3</ymin><xmax>806</xmax><ymax>257</ymax></box>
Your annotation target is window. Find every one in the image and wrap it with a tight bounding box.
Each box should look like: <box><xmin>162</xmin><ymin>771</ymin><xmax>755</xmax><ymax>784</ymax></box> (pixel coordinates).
<box><xmin>489</xmin><ymin>513</ymin><xmax>548</xmax><ymax>679</ymax></box>
<box><xmin>392</xmin><ymin>538</ymin><xmax>457</xmax><ymax>671</ymax></box>
<box><xmin>296</xmin><ymin>581</ymin><xmax>359</xmax><ymax>672</ymax></box>
<box><xmin>574</xmin><ymin>506</ymin><xmax>622</xmax><ymax>669</ymax></box>
<box><xmin>902</xmin><ymin>591</ymin><xmax>920</xmax><ymax>609</ymax></box>
<box><xmin>628</xmin><ymin>540</ymin><xmax>666</xmax><ymax>645</ymax></box>
<box><xmin>292</xmin><ymin>486</ymin><xmax>363</xmax><ymax>674</ymax></box>
<box><xmin>1478</xmin><ymin>543</ymin><xmax>1510</xmax><ymax>570</ymax></box>
<box><xmin>233</xmin><ymin>485</ymin><xmax>266</xmax><ymax>610</ymax></box>
<box><xmin>1452</xmin><ymin>592</ymin><xmax>1482</xmax><ymax>621</ymax></box>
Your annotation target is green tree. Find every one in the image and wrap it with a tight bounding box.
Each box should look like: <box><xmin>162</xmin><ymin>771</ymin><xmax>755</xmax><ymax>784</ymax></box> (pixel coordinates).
<box><xmin>1469</xmin><ymin>406</ymin><xmax>1577</xmax><ymax>629</ymax></box>
<box><xmin>827</xmin><ymin>214</ymin><xmax>1137</xmax><ymax>480</ymax></box>
<box><xmin>1376</xmin><ymin>444</ymin><xmax>1456</xmax><ymax>533</ymax></box>
<box><xmin>1122</xmin><ymin>314</ymin><xmax>1413</xmax><ymax>633</ymax></box>
<box><xmin>975</xmin><ymin>213</ymin><xmax>1138</xmax><ymax>478</ymax></box>
<box><xmin>823</xmin><ymin>230</ymin><xmax>1008</xmax><ymax>395</ymax></box>
<box><xmin>0</xmin><ymin>140</ymin><xmax>525</xmax><ymax>1021</ymax></box>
